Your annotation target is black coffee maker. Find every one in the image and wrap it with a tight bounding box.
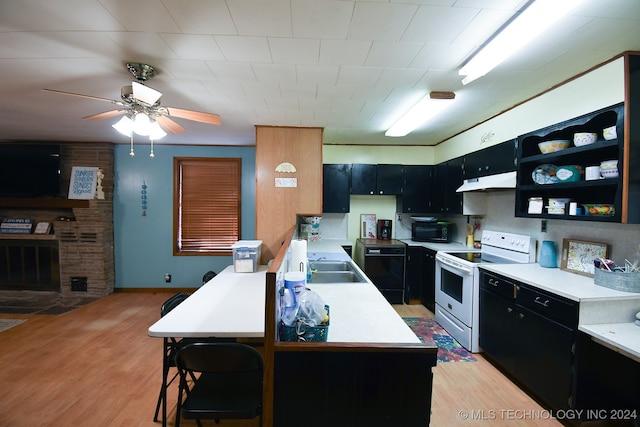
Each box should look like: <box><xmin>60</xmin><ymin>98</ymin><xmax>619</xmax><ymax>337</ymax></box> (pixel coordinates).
<box><xmin>377</xmin><ymin>219</ymin><xmax>392</xmax><ymax>240</ymax></box>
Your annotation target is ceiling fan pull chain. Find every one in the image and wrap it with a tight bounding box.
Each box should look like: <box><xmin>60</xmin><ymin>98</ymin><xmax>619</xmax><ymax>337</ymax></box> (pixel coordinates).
<box><xmin>129</xmin><ymin>133</ymin><xmax>135</xmax><ymax>157</ymax></box>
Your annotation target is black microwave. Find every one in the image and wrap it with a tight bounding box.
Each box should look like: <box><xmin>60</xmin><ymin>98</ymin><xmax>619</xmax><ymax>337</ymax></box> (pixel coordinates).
<box><xmin>412</xmin><ymin>221</ymin><xmax>452</xmax><ymax>243</ymax></box>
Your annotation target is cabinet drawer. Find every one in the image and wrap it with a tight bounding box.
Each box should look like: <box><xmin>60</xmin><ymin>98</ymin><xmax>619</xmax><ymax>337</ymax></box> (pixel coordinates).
<box><xmin>517</xmin><ymin>285</ymin><xmax>578</xmax><ymax>328</ymax></box>
<box><xmin>480</xmin><ymin>272</ymin><xmax>516</xmax><ymax>300</ymax></box>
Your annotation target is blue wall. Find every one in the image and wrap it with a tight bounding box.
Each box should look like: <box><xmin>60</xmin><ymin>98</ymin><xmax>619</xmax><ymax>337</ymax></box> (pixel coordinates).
<box><xmin>113</xmin><ymin>144</ymin><xmax>256</xmax><ymax>288</ymax></box>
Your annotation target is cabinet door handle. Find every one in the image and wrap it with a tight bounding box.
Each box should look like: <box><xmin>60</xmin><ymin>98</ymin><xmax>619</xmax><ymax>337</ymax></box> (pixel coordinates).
<box><xmin>488</xmin><ymin>278</ymin><xmax>498</xmax><ymax>287</ymax></box>
<box><xmin>534</xmin><ymin>296</ymin><xmax>550</xmax><ymax>307</ymax></box>
<box><xmin>518</xmin><ymin>313</ymin><xmax>524</xmax><ymax>319</ymax></box>
<box><xmin>507</xmin><ymin>307</ymin><xmax>513</xmax><ymax>313</ymax></box>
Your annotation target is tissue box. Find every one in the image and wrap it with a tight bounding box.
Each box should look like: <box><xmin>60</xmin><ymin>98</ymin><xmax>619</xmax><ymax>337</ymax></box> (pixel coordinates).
<box><xmin>231</xmin><ymin>240</ymin><xmax>262</xmax><ymax>273</ymax></box>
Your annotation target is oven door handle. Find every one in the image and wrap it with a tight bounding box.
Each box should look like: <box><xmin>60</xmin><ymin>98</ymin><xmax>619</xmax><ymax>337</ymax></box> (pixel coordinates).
<box><xmin>436</xmin><ymin>256</ymin><xmax>474</xmax><ymax>275</ymax></box>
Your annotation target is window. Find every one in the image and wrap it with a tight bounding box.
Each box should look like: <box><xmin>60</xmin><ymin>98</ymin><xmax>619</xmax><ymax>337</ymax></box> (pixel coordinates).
<box><xmin>173</xmin><ymin>157</ymin><xmax>241</xmax><ymax>255</ymax></box>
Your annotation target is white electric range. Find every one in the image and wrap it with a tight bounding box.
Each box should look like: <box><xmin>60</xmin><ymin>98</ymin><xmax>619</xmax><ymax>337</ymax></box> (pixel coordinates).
<box><xmin>434</xmin><ymin>230</ymin><xmax>536</xmax><ymax>353</ymax></box>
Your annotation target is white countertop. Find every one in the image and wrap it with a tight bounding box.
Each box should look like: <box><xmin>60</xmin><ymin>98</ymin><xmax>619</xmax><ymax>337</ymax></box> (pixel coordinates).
<box><xmin>307</xmin><ymin>282</ymin><xmax>420</xmax><ymax>343</ymax></box>
<box><xmin>478</xmin><ymin>263</ymin><xmax>640</xmax><ymax>302</ymax></box>
<box><xmin>301</xmin><ymin>238</ymin><xmax>421</xmax><ymax>343</ymax></box>
<box><xmin>578</xmin><ymin>322</ymin><xmax>640</xmax><ymax>363</ymax></box>
<box><xmin>148</xmin><ymin>265</ymin><xmax>267</xmax><ymax>338</ymax></box>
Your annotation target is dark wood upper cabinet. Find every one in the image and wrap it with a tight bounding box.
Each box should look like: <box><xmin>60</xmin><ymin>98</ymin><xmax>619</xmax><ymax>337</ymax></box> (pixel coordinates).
<box><xmin>322</xmin><ymin>164</ymin><xmax>351</xmax><ymax>213</ymax></box>
<box><xmin>464</xmin><ymin>139</ymin><xmax>517</xmax><ymax>179</ymax></box>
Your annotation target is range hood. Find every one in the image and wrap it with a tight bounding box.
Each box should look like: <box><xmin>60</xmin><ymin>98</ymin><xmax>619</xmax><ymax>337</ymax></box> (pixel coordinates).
<box><xmin>456</xmin><ymin>171</ymin><xmax>516</xmax><ymax>192</ymax></box>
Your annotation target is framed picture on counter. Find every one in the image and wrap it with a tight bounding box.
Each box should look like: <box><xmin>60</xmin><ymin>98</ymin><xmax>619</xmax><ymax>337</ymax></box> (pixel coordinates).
<box><xmin>560</xmin><ymin>239</ymin><xmax>609</xmax><ymax>277</ymax></box>
<box><xmin>360</xmin><ymin>214</ymin><xmax>376</xmax><ymax>239</ymax></box>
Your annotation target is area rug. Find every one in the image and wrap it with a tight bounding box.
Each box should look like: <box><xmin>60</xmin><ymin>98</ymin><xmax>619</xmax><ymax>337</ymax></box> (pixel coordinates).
<box><xmin>403</xmin><ymin>317</ymin><xmax>477</xmax><ymax>363</ymax></box>
<box><xmin>0</xmin><ymin>319</ymin><xmax>26</xmax><ymax>333</ymax></box>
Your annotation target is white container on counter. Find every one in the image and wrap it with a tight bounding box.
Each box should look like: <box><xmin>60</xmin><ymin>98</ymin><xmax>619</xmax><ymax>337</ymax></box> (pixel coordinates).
<box><xmin>231</xmin><ymin>240</ymin><xmax>262</xmax><ymax>273</ymax></box>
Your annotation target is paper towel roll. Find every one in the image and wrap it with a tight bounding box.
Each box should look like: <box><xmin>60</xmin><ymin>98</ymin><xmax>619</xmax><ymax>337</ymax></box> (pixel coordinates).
<box><xmin>289</xmin><ymin>239</ymin><xmax>308</xmax><ymax>274</ymax></box>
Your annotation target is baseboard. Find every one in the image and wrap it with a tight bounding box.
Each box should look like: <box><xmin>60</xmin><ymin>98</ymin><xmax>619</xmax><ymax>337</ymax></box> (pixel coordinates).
<box><xmin>113</xmin><ymin>287</ymin><xmax>198</xmax><ymax>294</ymax></box>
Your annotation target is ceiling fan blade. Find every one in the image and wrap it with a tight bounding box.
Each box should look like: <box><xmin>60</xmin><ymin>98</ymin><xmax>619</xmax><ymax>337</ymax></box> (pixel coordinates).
<box><xmin>42</xmin><ymin>88</ymin><xmax>122</xmax><ymax>105</ymax></box>
<box><xmin>83</xmin><ymin>110</ymin><xmax>126</xmax><ymax>120</ymax></box>
<box><xmin>166</xmin><ymin>107</ymin><xmax>221</xmax><ymax>126</ymax></box>
<box><xmin>156</xmin><ymin>115</ymin><xmax>186</xmax><ymax>134</ymax></box>
<box><xmin>132</xmin><ymin>81</ymin><xmax>162</xmax><ymax>106</ymax></box>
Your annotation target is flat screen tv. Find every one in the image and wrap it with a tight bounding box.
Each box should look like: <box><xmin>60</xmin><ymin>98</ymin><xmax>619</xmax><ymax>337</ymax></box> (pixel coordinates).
<box><xmin>0</xmin><ymin>144</ymin><xmax>61</xmax><ymax>198</ymax></box>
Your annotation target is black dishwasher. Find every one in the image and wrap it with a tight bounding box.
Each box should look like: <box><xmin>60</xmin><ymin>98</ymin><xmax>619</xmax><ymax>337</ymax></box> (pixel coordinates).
<box><xmin>354</xmin><ymin>239</ymin><xmax>406</xmax><ymax>304</ymax></box>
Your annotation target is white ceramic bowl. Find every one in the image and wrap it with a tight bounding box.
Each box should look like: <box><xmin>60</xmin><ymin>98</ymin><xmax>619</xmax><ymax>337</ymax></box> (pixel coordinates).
<box><xmin>600</xmin><ymin>159</ymin><xmax>618</xmax><ymax>170</ymax></box>
<box><xmin>601</xmin><ymin>168</ymin><xmax>619</xmax><ymax>179</ymax></box>
<box><xmin>538</xmin><ymin>140</ymin><xmax>570</xmax><ymax>154</ymax></box>
<box><xmin>573</xmin><ymin>132</ymin><xmax>598</xmax><ymax>147</ymax></box>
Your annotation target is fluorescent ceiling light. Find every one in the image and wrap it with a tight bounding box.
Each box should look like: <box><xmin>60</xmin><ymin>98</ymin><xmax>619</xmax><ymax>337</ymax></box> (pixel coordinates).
<box><xmin>385</xmin><ymin>92</ymin><xmax>455</xmax><ymax>137</ymax></box>
<box><xmin>459</xmin><ymin>0</ymin><xmax>585</xmax><ymax>85</ymax></box>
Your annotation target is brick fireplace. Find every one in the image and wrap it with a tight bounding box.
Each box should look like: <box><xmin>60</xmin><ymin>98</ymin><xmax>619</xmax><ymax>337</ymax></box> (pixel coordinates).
<box><xmin>0</xmin><ymin>143</ymin><xmax>114</xmax><ymax>297</ymax></box>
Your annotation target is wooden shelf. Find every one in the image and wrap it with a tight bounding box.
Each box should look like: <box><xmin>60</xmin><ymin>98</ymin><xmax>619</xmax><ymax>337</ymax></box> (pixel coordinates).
<box><xmin>0</xmin><ymin>234</ymin><xmax>57</xmax><ymax>240</ymax></box>
<box><xmin>0</xmin><ymin>198</ymin><xmax>90</xmax><ymax>209</ymax></box>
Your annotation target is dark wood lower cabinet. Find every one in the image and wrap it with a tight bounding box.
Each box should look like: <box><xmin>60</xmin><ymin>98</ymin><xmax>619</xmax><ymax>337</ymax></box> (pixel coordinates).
<box><xmin>274</xmin><ymin>347</ymin><xmax>437</xmax><ymax>427</ymax></box>
<box><xmin>574</xmin><ymin>331</ymin><xmax>640</xmax><ymax>425</ymax></box>
<box><xmin>479</xmin><ymin>271</ymin><xmax>577</xmax><ymax>412</ymax></box>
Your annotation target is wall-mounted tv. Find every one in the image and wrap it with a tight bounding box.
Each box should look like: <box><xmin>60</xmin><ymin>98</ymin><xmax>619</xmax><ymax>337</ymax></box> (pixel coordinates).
<box><xmin>0</xmin><ymin>144</ymin><xmax>61</xmax><ymax>198</ymax></box>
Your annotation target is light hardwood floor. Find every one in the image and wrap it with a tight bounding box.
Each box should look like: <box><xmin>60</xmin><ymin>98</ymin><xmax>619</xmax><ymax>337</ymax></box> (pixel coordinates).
<box><xmin>0</xmin><ymin>293</ymin><xmax>561</xmax><ymax>427</ymax></box>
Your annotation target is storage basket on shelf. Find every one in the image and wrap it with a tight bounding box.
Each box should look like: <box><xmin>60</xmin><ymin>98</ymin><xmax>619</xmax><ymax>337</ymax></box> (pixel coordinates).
<box><xmin>279</xmin><ymin>305</ymin><xmax>329</xmax><ymax>342</ymax></box>
<box><xmin>594</xmin><ymin>268</ymin><xmax>640</xmax><ymax>293</ymax></box>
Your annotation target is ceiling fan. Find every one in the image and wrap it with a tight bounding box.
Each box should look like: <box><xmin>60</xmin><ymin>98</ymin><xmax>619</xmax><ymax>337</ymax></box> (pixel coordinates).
<box><xmin>43</xmin><ymin>62</ymin><xmax>221</xmax><ymax>138</ymax></box>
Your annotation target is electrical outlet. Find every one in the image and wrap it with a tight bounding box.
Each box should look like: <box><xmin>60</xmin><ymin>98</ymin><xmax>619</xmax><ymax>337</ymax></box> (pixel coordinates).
<box><xmin>164</xmin><ymin>273</ymin><xmax>171</xmax><ymax>283</ymax></box>
<box><xmin>541</xmin><ymin>220</ymin><xmax>547</xmax><ymax>233</ymax></box>
<box><xmin>396</xmin><ymin>213</ymin><xmax>402</xmax><ymax>222</ymax></box>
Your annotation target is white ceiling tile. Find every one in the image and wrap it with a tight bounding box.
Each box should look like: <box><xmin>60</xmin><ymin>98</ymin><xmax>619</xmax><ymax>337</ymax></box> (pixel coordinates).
<box><xmin>403</xmin><ymin>5</ymin><xmax>480</xmax><ymax>44</ymax></box>
<box><xmin>364</xmin><ymin>41</ymin><xmax>424</xmax><ymax>68</ymax></box>
<box><xmin>153</xmin><ymin>60</ymin><xmax>216</xmax><ymax>82</ymax></box>
<box><xmin>215</xmin><ymin>36</ymin><xmax>272</xmax><ymax>62</ymax></box>
<box><xmin>291</xmin><ymin>0</ymin><xmax>354</xmax><ymax>39</ymax></box>
<box><xmin>349</xmin><ymin>3</ymin><xmax>418</xmax><ymax>41</ymax></box>
<box><xmin>160</xmin><ymin>34</ymin><xmax>225</xmax><ymax>61</ymax></box>
<box><xmin>162</xmin><ymin>0</ymin><xmax>237</xmax><ymax>34</ymax></box>
<box><xmin>252</xmin><ymin>63</ymin><xmax>296</xmax><ymax>83</ymax></box>
<box><xmin>99</xmin><ymin>0</ymin><xmax>181</xmax><ymax>32</ymax></box>
<box><xmin>376</xmin><ymin>68</ymin><xmax>428</xmax><ymax>89</ymax></box>
<box><xmin>226</xmin><ymin>0</ymin><xmax>292</xmax><ymax>36</ymax></box>
<box><xmin>268</xmin><ymin>38</ymin><xmax>320</xmax><ymax>65</ymax></box>
<box><xmin>105</xmin><ymin>32</ymin><xmax>179</xmax><ymax>60</ymax></box>
<box><xmin>296</xmin><ymin>65</ymin><xmax>340</xmax><ymax>85</ymax></box>
<box><xmin>336</xmin><ymin>67</ymin><xmax>384</xmax><ymax>87</ymax></box>
<box><xmin>206</xmin><ymin>61</ymin><xmax>257</xmax><ymax>82</ymax></box>
<box><xmin>319</xmin><ymin>40</ymin><xmax>372</xmax><ymax>66</ymax></box>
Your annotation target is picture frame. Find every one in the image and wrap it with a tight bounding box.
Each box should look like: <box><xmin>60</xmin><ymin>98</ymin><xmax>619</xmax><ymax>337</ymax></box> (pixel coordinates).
<box><xmin>68</xmin><ymin>166</ymin><xmax>98</xmax><ymax>200</ymax></box>
<box><xmin>360</xmin><ymin>214</ymin><xmax>376</xmax><ymax>239</ymax></box>
<box><xmin>560</xmin><ymin>239</ymin><xmax>609</xmax><ymax>277</ymax></box>
<box><xmin>34</xmin><ymin>222</ymin><xmax>51</xmax><ymax>235</ymax></box>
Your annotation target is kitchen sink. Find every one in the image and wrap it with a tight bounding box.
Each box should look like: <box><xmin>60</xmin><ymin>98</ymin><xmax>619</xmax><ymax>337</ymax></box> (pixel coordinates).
<box><xmin>309</xmin><ymin>270</ymin><xmax>366</xmax><ymax>283</ymax></box>
<box><xmin>309</xmin><ymin>260</ymin><xmax>354</xmax><ymax>271</ymax></box>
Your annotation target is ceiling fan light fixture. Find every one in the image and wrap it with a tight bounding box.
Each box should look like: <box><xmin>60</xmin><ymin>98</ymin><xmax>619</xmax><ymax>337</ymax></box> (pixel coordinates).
<box><xmin>112</xmin><ymin>116</ymin><xmax>133</xmax><ymax>137</ymax></box>
<box><xmin>133</xmin><ymin>112</ymin><xmax>151</xmax><ymax>136</ymax></box>
<box><xmin>149</xmin><ymin>121</ymin><xmax>167</xmax><ymax>140</ymax></box>
<box><xmin>459</xmin><ymin>0</ymin><xmax>585</xmax><ymax>85</ymax></box>
<box><xmin>385</xmin><ymin>92</ymin><xmax>455</xmax><ymax>137</ymax></box>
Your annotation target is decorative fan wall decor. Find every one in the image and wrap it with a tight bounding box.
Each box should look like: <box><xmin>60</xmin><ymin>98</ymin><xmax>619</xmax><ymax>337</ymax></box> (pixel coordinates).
<box><xmin>43</xmin><ymin>62</ymin><xmax>221</xmax><ymax>156</ymax></box>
